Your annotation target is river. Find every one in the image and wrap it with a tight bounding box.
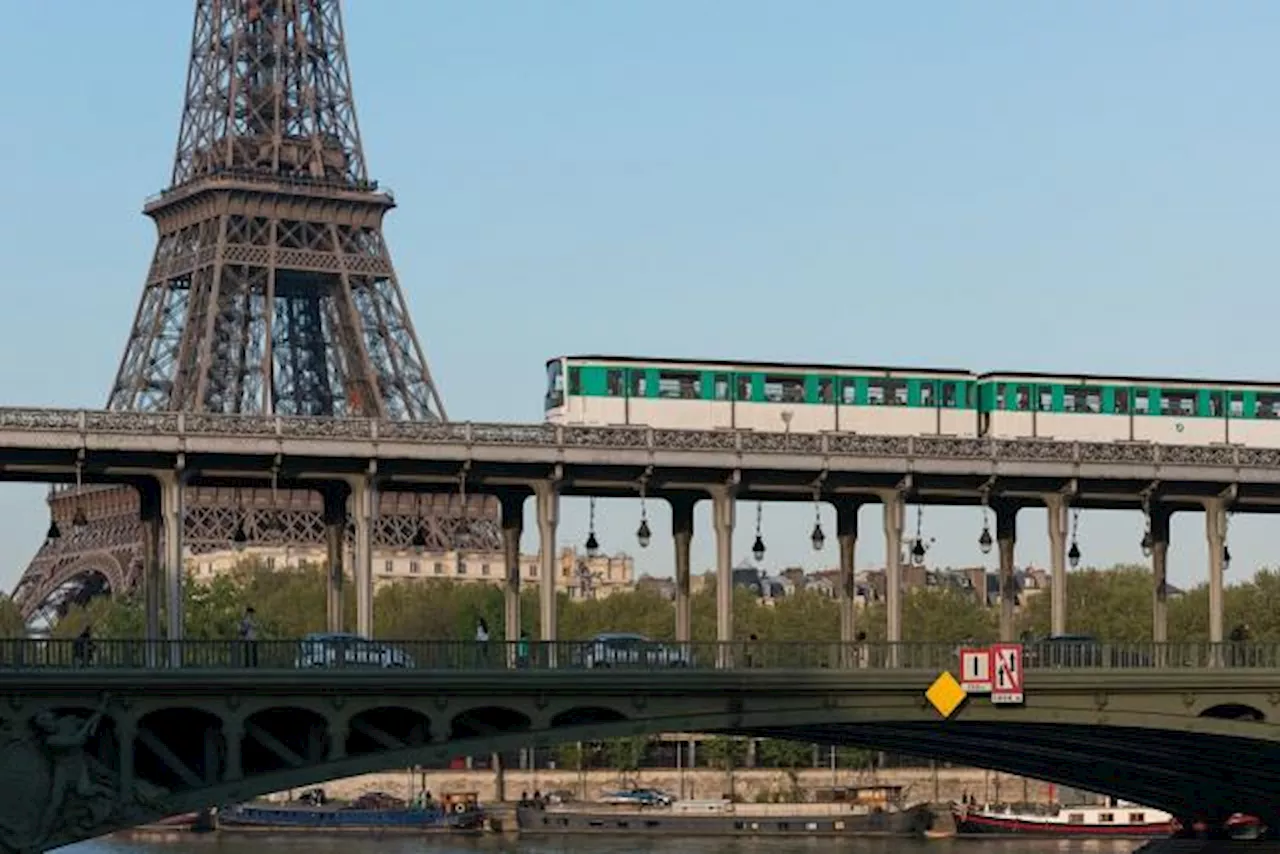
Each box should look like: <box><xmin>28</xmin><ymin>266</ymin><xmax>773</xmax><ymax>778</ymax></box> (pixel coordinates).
<box><xmin>62</xmin><ymin>836</ymin><xmax>1145</xmax><ymax>854</ymax></box>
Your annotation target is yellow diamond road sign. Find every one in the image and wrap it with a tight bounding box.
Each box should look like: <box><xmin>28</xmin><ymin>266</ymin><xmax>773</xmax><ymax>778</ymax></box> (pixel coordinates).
<box><xmin>926</xmin><ymin>671</ymin><xmax>966</xmax><ymax>718</ymax></box>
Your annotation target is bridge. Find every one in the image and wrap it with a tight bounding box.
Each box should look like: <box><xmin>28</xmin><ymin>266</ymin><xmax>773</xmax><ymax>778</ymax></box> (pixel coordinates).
<box><xmin>1</xmin><ymin>637</ymin><xmax>1279</xmax><ymax>851</ymax></box>
<box><xmin>1</xmin><ymin>407</ymin><xmax>1272</xmax><ymax>665</ymax></box>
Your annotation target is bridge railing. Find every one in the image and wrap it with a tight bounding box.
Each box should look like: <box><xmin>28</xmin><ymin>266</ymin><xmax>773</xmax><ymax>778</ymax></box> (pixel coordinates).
<box><xmin>0</xmin><ymin>638</ymin><xmax>1276</xmax><ymax>671</ymax></box>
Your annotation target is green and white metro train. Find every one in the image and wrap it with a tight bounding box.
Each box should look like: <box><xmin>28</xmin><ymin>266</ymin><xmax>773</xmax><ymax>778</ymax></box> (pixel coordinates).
<box><xmin>544</xmin><ymin>355</ymin><xmax>1280</xmax><ymax>447</ymax></box>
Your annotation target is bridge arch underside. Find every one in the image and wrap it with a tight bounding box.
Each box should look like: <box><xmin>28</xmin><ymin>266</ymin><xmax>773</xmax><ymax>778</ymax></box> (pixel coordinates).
<box><xmin>28</xmin><ymin>696</ymin><xmax>1280</xmax><ymax>851</ymax></box>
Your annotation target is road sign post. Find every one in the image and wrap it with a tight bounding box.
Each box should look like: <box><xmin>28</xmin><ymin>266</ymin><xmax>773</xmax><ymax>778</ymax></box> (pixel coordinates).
<box><xmin>959</xmin><ymin>647</ymin><xmax>993</xmax><ymax>694</ymax></box>
<box><xmin>991</xmin><ymin>643</ymin><xmax>1024</xmax><ymax>704</ymax></box>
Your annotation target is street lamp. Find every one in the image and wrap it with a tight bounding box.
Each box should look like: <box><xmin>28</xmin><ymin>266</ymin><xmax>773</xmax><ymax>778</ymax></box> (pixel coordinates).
<box><xmin>636</xmin><ymin>480</ymin><xmax>651</xmax><ymax>548</ymax></box>
<box><xmin>1140</xmin><ymin>529</ymin><xmax>1153</xmax><ymax>558</ymax></box>
<box><xmin>1067</xmin><ymin>508</ymin><xmax>1081</xmax><ymax>568</ymax></box>
<box><xmin>752</xmin><ymin>501</ymin><xmax>766</xmax><ymax>562</ymax></box>
<box><xmin>810</xmin><ymin>488</ymin><xmax>825</xmax><ymax>551</ymax></box>
<box><xmin>585</xmin><ymin>497</ymin><xmax>600</xmax><ymax>558</ymax></box>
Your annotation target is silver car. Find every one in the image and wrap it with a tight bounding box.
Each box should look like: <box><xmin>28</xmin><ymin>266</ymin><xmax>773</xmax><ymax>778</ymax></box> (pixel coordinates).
<box><xmin>295</xmin><ymin>632</ymin><xmax>414</xmax><ymax>669</ymax></box>
<box><xmin>580</xmin><ymin>632</ymin><xmax>689</xmax><ymax>668</ymax></box>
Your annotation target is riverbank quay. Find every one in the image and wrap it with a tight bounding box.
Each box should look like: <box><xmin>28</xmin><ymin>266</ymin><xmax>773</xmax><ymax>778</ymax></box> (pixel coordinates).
<box><xmin>292</xmin><ymin>766</ymin><xmax>1052</xmax><ymax>805</ymax></box>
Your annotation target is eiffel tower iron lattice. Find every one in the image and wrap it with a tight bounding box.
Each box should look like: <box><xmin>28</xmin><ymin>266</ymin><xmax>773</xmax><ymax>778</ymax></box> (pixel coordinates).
<box><xmin>12</xmin><ymin>0</ymin><xmax>500</xmax><ymax>623</ymax></box>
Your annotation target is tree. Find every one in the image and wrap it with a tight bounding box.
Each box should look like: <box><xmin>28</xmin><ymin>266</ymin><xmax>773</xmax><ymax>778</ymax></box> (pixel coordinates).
<box><xmin>757</xmin><ymin>738</ymin><xmax>812</xmax><ymax>799</ymax></box>
<box><xmin>700</xmin><ymin>736</ymin><xmax>748</xmax><ymax>800</ymax></box>
<box><xmin>603</xmin><ymin>736</ymin><xmax>650</xmax><ymax>782</ymax></box>
<box><xmin>1019</xmin><ymin>566</ymin><xmax>1154</xmax><ymax>641</ymax></box>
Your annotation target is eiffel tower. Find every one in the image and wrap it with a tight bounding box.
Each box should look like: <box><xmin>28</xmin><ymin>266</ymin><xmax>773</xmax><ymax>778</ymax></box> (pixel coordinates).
<box><xmin>12</xmin><ymin>0</ymin><xmax>499</xmax><ymax>624</ymax></box>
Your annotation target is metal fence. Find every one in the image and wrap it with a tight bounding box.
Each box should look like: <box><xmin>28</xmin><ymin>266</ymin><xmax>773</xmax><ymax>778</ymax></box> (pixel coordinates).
<box><xmin>0</xmin><ymin>638</ymin><xmax>1275</xmax><ymax>671</ymax></box>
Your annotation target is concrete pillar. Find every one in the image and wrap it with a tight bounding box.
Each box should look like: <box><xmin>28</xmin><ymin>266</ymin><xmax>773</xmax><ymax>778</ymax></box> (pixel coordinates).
<box><xmin>709</xmin><ymin>486</ymin><xmax>735</xmax><ymax>665</ymax></box>
<box><xmin>351</xmin><ymin>477</ymin><xmax>376</xmax><ymax>638</ymax></box>
<box><xmin>138</xmin><ymin>483</ymin><xmax>162</xmax><ymax>651</ymax></box>
<box><xmin>1045</xmin><ymin>495</ymin><xmax>1069</xmax><ymax>637</ymax></box>
<box><xmin>322</xmin><ymin>484</ymin><xmax>350</xmax><ymax>634</ymax></box>
<box><xmin>493</xmin><ymin>753</ymin><xmax>506</xmax><ymax>802</ymax></box>
<box><xmin>1205</xmin><ymin>498</ymin><xmax>1227</xmax><ymax>648</ymax></box>
<box><xmin>534</xmin><ymin>482</ymin><xmax>559</xmax><ymax>645</ymax></box>
<box><xmin>995</xmin><ymin>502</ymin><xmax>1018</xmax><ymax>642</ymax></box>
<box><xmin>836</xmin><ymin>501</ymin><xmax>859</xmax><ymax>647</ymax></box>
<box><xmin>1150</xmin><ymin>506</ymin><xmax>1172</xmax><ymax>644</ymax></box>
<box><xmin>159</xmin><ymin>473</ymin><xmax>185</xmax><ymax>666</ymax></box>
<box><xmin>671</xmin><ymin>496</ymin><xmax>696</xmax><ymax>644</ymax></box>
<box><xmin>117</xmin><ymin>720</ymin><xmax>136</xmax><ymax>800</ymax></box>
<box><xmin>500</xmin><ymin>494</ymin><xmax>524</xmax><ymax>661</ymax></box>
<box><xmin>882</xmin><ymin>493</ymin><xmax>904</xmax><ymax>647</ymax></box>
<box><xmin>223</xmin><ymin>720</ymin><xmax>244</xmax><ymax>781</ymax></box>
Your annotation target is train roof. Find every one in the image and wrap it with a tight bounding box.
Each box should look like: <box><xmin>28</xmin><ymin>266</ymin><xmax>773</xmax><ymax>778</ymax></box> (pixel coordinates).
<box><xmin>548</xmin><ymin>354</ymin><xmax>975</xmax><ymax>376</ymax></box>
<box><xmin>980</xmin><ymin>369</ymin><xmax>1280</xmax><ymax>389</ymax></box>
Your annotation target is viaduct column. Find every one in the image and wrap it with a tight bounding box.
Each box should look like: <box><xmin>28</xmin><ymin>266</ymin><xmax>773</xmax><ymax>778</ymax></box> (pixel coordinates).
<box><xmin>995</xmin><ymin>501</ymin><xmax>1018</xmax><ymax>642</ymax></box>
<box><xmin>351</xmin><ymin>477</ymin><xmax>377</xmax><ymax>638</ymax></box>
<box><xmin>499</xmin><ymin>493</ymin><xmax>525</xmax><ymax>660</ymax></box>
<box><xmin>1150</xmin><ymin>505</ymin><xmax>1172</xmax><ymax>645</ymax></box>
<box><xmin>836</xmin><ymin>501</ymin><xmax>860</xmax><ymax>647</ymax></box>
<box><xmin>534</xmin><ymin>482</ymin><xmax>559</xmax><ymax>648</ymax></box>
<box><xmin>138</xmin><ymin>482</ymin><xmax>162</xmax><ymax>653</ymax></box>
<box><xmin>159</xmin><ymin>471</ymin><xmax>186</xmax><ymax>666</ymax></box>
<box><xmin>321</xmin><ymin>483</ymin><xmax>351</xmax><ymax>634</ymax></box>
<box><xmin>1205</xmin><ymin>498</ymin><xmax>1227</xmax><ymax>651</ymax></box>
<box><xmin>670</xmin><ymin>496</ymin><xmax>696</xmax><ymax>644</ymax></box>
<box><xmin>1045</xmin><ymin>494</ymin><xmax>1069</xmax><ymax>637</ymax></box>
<box><xmin>709</xmin><ymin>485</ymin><xmax>736</xmax><ymax>667</ymax></box>
<box><xmin>882</xmin><ymin>493</ymin><xmax>904</xmax><ymax>655</ymax></box>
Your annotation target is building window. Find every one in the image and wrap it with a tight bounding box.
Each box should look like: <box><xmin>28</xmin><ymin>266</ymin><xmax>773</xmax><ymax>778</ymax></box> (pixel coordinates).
<box><xmin>383</xmin><ymin>559</ymin><xmax>394</xmax><ymax>573</ymax></box>
<box><xmin>457</xmin><ymin>562</ymin><xmax>467</xmax><ymax>575</ymax></box>
<box><xmin>1099</xmin><ymin>813</ymin><xmax>1114</xmax><ymax>823</ymax></box>
<box><xmin>265</xmin><ymin>557</ymin><xmax>276</xmax><ymax>570</ymax></box>
<box><xmin>433</xmin><ymin>562</ymin><xmax>443</xmax><ymax>575</ymax></box>
<box><xmin>481</xmin><ymin>563</ymin><xmax>491</xmax><ymax>576</ymax></box>
<box><xmin>409</xmin><ymin>561</ymin><xmax>420</xmax><ymax>574</ymax></box>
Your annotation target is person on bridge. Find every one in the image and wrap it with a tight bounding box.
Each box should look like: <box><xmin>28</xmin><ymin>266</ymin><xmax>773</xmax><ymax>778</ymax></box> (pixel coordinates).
<box><xmin>239</xmin><ymin>606</ymin><xmax>259</xmax><ymax>667</ymax></box>
<box><xmin>475</xmin><ymin>617</ymin><xmax>490</xmax><ymax>667</ymax></box>
<box><xmin>72</xmin><ymin>625</ymin><xmax>93</xmax><ymax>667</ymax></box>
<box><xmin>1229</xmin><ymin>622</ymin><xmax>1252</xmax><ymax>666</ymax></box>
<box><xmin>517</xmin><ymin>630</ymin><xmax>531</xmax><ymax>668</ymax></box>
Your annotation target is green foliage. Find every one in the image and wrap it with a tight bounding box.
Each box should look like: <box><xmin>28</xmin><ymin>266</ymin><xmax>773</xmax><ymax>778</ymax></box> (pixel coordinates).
<box><xmin>757</xmin><ymin>738</ymin><xmax>811</xmax><ymax>770</ymax></box>
<box><xmin>0</xmin><ymin>595</ymin><xmax>26</xmax><ymax>637</ymax></box>
<box><xmin>602</xmin><ymin>736</ymin><xmax>650</xmax><ymax>776</ymax></box>
<box><xmin>50</xmin><ymin>556</ymin><xmax>1280</xmax><ymax>647</ymax></box>
<box><xmin>700</xmin><ymin>736</ymin><xmax>747</xmax><ymax>770</ymax></box>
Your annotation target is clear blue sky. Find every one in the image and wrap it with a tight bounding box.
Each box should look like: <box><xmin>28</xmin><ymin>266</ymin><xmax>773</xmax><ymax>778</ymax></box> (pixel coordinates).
<box><xmin>1</xmin><ymin>1</ymin><xmax>1278</xmax><ymax>595</ymax></box>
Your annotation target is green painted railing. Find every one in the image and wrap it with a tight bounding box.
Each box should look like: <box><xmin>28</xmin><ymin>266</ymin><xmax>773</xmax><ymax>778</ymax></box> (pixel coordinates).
<box><xmin>0</xmin><ymin>638</ymin><xmax>1273</xmax><ymax>671</ymax></box>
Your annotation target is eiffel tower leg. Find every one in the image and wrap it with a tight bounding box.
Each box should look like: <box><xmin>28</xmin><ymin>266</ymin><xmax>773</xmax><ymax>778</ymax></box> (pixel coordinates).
<box><xmin>161</xmin><ymin>474</ymin><xmax>186</xmax><ymax>662</ymax></box>
<box><xmin>322</xmin><ymin>484</ymin><xmax>350</xmax><ymax>633</ymax></box>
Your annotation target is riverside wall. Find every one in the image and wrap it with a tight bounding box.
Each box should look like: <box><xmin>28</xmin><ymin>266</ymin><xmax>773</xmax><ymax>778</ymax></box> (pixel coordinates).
<box><xmin>267</xmin><ymin>766</ymin><xmax>1061</xmax><ymax>805</ymax></box>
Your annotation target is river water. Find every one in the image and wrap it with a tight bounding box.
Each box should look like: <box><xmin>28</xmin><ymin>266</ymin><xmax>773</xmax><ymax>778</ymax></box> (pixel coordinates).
<box><xmin>63</xmin><ymin>836</ymin><xmax>1145</xmax><ymax>854</ymax></box>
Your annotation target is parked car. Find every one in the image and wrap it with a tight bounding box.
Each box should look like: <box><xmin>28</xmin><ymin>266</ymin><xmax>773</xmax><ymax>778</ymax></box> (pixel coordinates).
<box><xmin>600</xmin><ymin>788</ymin><xmax>674</xmax><ymax>806</ymax></box>
<box><xmin>576</xmin><ymin>633</ymin><xmax>689</xmax><ymax>668</ymax></box>
<box><xmin>295</xmin><ymin>632</ymin><xmax>414</xmax><ymax>668</ymax></box>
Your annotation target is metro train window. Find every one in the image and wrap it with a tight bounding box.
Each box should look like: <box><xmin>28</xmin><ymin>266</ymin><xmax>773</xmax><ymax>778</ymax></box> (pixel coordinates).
<box><xmin>841</xmin><ymin>379</ymin><xmax>857</xmax><ymax>405</ymax></box>
<box><xmin>942</xmin><ymin>383</ymin><xmax>957</xmax><ymax>408</ymax></box>
<box><xmin>1256</xmin><ymin>393</ymin><xmax>1280</xmax><ymax>419</ymax></box>
<box><xmin>1064</xmin><ymin>386</ymin><xmax>1099</xmax><ymax>414</ymax></box>
<box><xmin>867</xmin><ymin>382</ymin><xmax>885</xmax><ymax>405</ymax></box>
<box><xmin>568</xmin><ymin>367</ymin><xmax>582</xmax><ymax>395</ymax></box>
<box><xmin>1114</xmin><ymin>389</ymin><xmax>1130</xmax><ymax>414</ymax></box>
<box><xmin>1133</xmin><ymin>389</ymin><xmax>1150</xmax><ymax>414</ymax></box>
<box><xmin>818</xmin><ymin>378</ymin><xmax>834</xmax><ymax>404</ymax></box>
<box><xmin>878</xmin><ymin>380</ymin><xmax>908</xmax><ymax>406</ymax></box>
<box><xmin>736</xmin><ymin>375</ymin><xmax>753</xmax><ymax>401</ymax></box>
<box><xmin>1229</xmin><ymin>392</ymin><xmax>1244</xmax><ymax>417</ymax></box>
<box><xmin>630</xmin><ymin>372</ymin><xmax>648</xmax><ymax>397</ymax></box>
<box><xmin>713</xmin><ymin>374</ymin><xmax>731</xmax><ymax>401</ymax></box>
<box><xmin>1160</xmin><ymin>390</ymin><xmax>1195</xmax><ymax>417</ymax></box>
<box><xmin>919</xmin><ymin>382</ymin><xmax>934</xmax><ymax>407</ymax></box>
<box><xmin>1207</xmin><ymin>392</ymin><xmax>1223</xmax><ymax>417</ymax></box>
<box><xmin>764</xmin><ymin>375</ymin><xmax>804</xmax><ymax>403</ymax></box>
<box><xmin>606</xmin><ymin>369</ymin><xmax>625</xmax><ymax>397</ymax></box>
<box><xmin>658</xmin><ymin>371</ymin><xmax>700</xmax><ymax>400</ymax></box>
<box><xmin>545</xmin><ymin>361</ymin><xmax>565</xmax><ymax>409</ymax></box>
<box><xmin>1009</xmin><ymin>384</ymin><xmax>1031</xmax><ymax>411</ymax></box>
<box><xmin>1038</xmin><ymin>387</ymin><xmax>1053</xmax><ymax>411</ymax></box>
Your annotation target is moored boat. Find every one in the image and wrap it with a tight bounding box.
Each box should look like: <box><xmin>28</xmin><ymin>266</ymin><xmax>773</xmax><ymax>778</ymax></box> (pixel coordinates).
<box><xmin>219</xmin><ymin>790</ymin><xmax>484</xmax><ymax>834</ymax></box>
<box><xmin>518</xmin><ymin>784</ymin><xmax>934</xmax><ymax>837</ymax></box>
<box><xmin>953</xmin><ymin>801</ymin><xmax>1174</xmax><ymax>837</ymax></box>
